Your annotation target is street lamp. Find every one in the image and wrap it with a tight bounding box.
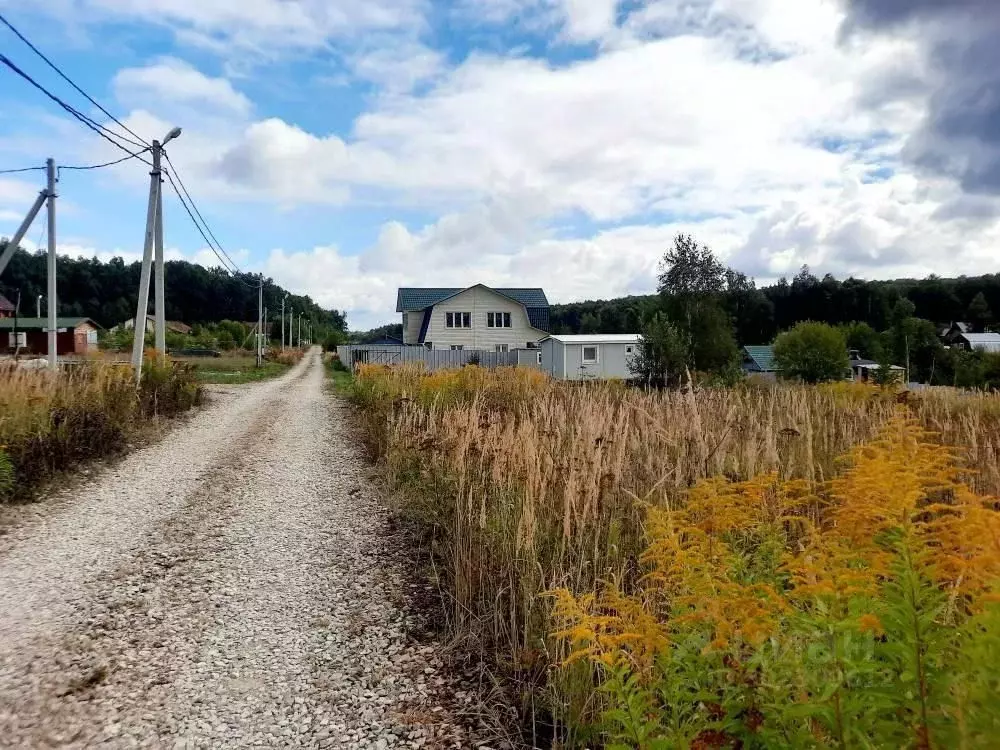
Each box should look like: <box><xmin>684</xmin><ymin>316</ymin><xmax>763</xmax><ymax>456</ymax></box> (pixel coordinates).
<box><xmin>36</xmin><ymin>294</ymin><xmax>41</xmax><ymax>318</ymax></box>
<box><xmin>162</xmin><ymin>126</ymin><xmax>183</xmax><ymax>145</ymax></box>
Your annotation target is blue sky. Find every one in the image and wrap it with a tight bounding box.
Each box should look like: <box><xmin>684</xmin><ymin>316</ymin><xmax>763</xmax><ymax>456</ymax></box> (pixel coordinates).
<box><xmin>1</xmin><ymin>0</ymin><xmax>998</xmax><ymax>330</ymax></box>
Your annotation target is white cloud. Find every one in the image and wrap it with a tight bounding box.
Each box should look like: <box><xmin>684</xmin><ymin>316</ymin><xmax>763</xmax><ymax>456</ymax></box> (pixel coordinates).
<box><xmin>53</xmin><ymin>0</ymin><xmax>427</xmax><ymax>55</ymax></box>
<box><xmin>114</xmin><ymin>58</ymin><xmax>252</xmax><ymax>116</ymax></box>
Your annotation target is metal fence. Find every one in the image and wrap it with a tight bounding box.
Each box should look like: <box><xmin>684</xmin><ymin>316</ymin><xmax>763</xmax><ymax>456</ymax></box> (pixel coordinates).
<box><xmin>336</xmin><ymin>345</ymin><xmax>519</xmax><ymax>371</ymax></box>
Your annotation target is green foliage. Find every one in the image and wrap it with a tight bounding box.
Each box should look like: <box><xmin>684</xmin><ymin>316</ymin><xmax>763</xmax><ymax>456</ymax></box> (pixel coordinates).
<box><xmin>0</xmin><ymin>449</ymin><xmax>13</xmax><ymax>498</ymax></box>
<box><xmin>967</xmin><ymin>292</ymin><xmax>993</xmax><ymax>332</ymax></box>
<box><xmin>0</xmin><ymin>244</ymin><xmax>347</xmax><ymax>334</ymax></box>
<box><xmin>841</xmin><ymin>321</ymin><xmax>884</xmax><ymax>360</ymax></box>
<box><xmin>774</xmin><ymin>321</ymin><xmax>849</xmax><ymax>383</ymax></box>
<box><xmin>628</xmin><ymin>312</ymin><xmax>686</xmax><ymax>386</ymax></box>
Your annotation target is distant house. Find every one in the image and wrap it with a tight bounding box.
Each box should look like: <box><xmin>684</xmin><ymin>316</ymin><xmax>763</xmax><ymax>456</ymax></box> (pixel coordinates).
<box><xmin>848</xmin><ymin>351</ymin><xmax>905</xmax><ymax>382</ymax></box>
<box><xmin>0</xmin><ymin>317</ymin><xmax>100</xmax><ymax>355</ymax></box>
<box><xmin>120</xmin><ymin>315</ymin><xmax>192</xmax><ymax>335</ymax></box>
<box><xmin>955</xmin><ymin>332</ymin><xmax>1000</xmax><ymax>353</ymax></box>
<box><xmin>0</xmin><ymin>293</ymin><xmax>14</xmax><ymax>319</ymax></box>
<box><xmin>940</xmin><ymin>322</ymin><xmax>972</xmax><ymax>346</ymax></box>
<box><xmin>742</xmin><ymin>345</ymin><xmax>780</xmax><ymax>379</ymax></box>
<box><xmin>539</xmin><ymin>334</ymin><xmax>640</xmax><ymax>380</ymax></box>
<box><xmin>396</xmin><ymin>284</ymin><xmax>550</xmax><ymax>351</ymax></box>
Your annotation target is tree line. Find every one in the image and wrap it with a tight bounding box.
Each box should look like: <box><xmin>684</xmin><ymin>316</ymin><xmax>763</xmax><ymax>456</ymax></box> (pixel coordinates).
<box><xmin>0</xmin><ymin>245</ymin><xmax>348</xmax><ymax>344</ymax></box>
<box><xmin>606</xmin><ymin>235</ymin><xmax>999</xmax><ymax>388</ymax></box>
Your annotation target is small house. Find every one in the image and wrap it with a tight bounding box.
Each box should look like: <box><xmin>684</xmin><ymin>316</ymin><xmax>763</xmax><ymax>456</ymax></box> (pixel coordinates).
<box><xmin>119</xmin><ymin>315</ymin><xmax>192</xmax><ymax>335</ymax></box>
<box><xmin>939</xmin><ymin>322</ymin><xmax>972</xmax><ymax>346</ymax></box>
<box><xmin>539</xmin><ymin>334</ymin><xmax>640</xmax><ymax>380</ymax></box>
<box><xmin>0</xmin><ymin>317</ymin><xmax>100</xmax><ymax>355</ymax></box>
<box><xmin>848</xmin><ymin>355</ymin><xmax>905</xmax><ymax>382</ymax></box>
<box><xmin>742</xmin><ymin>345</ymin><xmax>779</xmax><ymax>380</ymax></box>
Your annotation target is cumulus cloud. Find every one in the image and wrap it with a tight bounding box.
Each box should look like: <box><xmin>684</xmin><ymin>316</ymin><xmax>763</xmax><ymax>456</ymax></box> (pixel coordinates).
<box><xmin>841</xmin><ymin>0</ymin><xmax>1000</xmax><ymax>194</ymax></box>
<box><xmin>114</xmin><ymin>58</ymin><xmax>252</xmax><ymax>116</ymax></box>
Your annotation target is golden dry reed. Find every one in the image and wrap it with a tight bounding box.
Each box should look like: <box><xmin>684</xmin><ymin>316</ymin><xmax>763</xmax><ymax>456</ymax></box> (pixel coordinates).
<box><xmin>352</xmin><ymin>364</ymin><xmax>1000</xmax><ymax>747</ymax></box>
<box><xmin>0</xmin><ymin>358</ymin><xmax>200</xmax><ymax>502</ymax></box>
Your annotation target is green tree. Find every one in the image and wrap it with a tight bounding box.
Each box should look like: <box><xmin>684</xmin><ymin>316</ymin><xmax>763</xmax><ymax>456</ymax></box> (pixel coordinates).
<box><xmin>658</xmin><ymin>234</ymin><xmax>725</xmax><ymax>337</ymax></box>
<box><xmin>690</xmin><ymin>304</ymin><xmax>739</xmax><ymax>372</ymax></box>
<box><xmin>628</xmin><ymin>313</ymin><xmax>687</xmax><ymax>386</ymax></box>
<box><xmin>840</xmin><ymin>321</ymin><xmax>884</xmax><ymax>360</ymax></box>
<box><xmin>967</xmin><ymin>292</ymin><xmax>993</xmax><ymax>332</ymax></box>
<box><xmin>773</xmin><ymin>321</ymin><xmax>849</xmax><ymax>383</ymax></box>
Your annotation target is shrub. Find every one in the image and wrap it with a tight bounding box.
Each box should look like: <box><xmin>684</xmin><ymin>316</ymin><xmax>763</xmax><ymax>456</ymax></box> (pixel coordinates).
<box><xmin>774</xmin><ymin>321</ymin><xmax>850</xmax><ymax>383</ymax></box>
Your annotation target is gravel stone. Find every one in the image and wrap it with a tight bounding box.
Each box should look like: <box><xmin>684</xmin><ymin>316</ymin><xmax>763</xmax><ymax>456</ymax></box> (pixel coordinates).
<box><xmin>0</xmin><ymin>350</ymin><xmax>473</xmax><ymax>748</ymax></box>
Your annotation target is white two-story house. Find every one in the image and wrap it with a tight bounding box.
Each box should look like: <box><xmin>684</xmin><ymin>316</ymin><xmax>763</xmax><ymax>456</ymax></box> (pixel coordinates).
<box><xmin>396</xmin><ymin>284</ymin><xmax>550</xmax><ymax>351</ymax></box>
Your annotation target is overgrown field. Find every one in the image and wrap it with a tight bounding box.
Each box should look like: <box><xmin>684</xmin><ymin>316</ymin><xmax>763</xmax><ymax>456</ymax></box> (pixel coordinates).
<box><xmin>0</xmin><ymin>359</ymin><xmax>201</xmax><ymax>502</ymax></box>
<box><xmin>352</xmin><ymin>365</ymin><xmax>1000</xmax><ymax>748</ymax></box>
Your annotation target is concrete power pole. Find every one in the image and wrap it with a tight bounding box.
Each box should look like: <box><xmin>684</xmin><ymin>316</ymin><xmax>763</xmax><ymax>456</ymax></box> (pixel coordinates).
<box><xmin>281</xmin><ymin>295</ymin><xmax>286</xmax><ymax>351</ymax></box>
<box><xmin>154</xmin><ymin>149</ymin><xmax>166</xmax><ymax>357</ymax></box>
<box><xmin>289</xmin><ymin>307</ymin><xmax>293</xmax><ymax>349</ymax></box>
<box><xmin>45</xmin><ymin>158</ymin><xmax>57</xmax><ymax>369</ymax></box>
<box><xmin>257</xmin><ymin>277</ymin><xmax>263</xmax><ymax>367</ymax></box>
<box><xmin>131</xmin><ymin>141</ymin><xmax>161</xmax><ymax>379</ymax></box>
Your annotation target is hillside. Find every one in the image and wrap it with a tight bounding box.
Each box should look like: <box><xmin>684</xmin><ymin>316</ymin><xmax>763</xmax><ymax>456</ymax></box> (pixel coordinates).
<box><xmin>0</xmin><ymin>245</ymin><xmax>347</xmax><ymax>334</ymax></box>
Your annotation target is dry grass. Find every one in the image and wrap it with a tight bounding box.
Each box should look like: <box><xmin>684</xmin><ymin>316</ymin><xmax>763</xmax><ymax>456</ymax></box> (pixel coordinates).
<box><xmin>0</xmin><ymin>358</ymin><xmax>201</xmax><ymax>502</ymax></box>
<box><xmin>351</xmin><ymin>366</ymin><xmax>1000</xmax><ymax>744</ymax></box>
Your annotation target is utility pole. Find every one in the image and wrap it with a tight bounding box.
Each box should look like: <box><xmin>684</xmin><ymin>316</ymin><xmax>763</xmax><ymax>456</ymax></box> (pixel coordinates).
<box><xmin>36</xmin><ymin>294</ymin><xmax>41</xmax><ymax>319</ymax></box>
<box><xmin>257</xmin><ymin>276</ymin><xmax>263</xmax><ymax>367</ymax></box>
<box><xmin>132</xmin><ymin>126</ymin><xmax>181</xmax><ymax>380</ymax></box>
<box><xmin>0</xmin><ymin>179</ymin><xmax>47</xmax><ymax>279</ymax></box>
<box><xmin>46</xmin><ymin>158</ymin><xmax>56</xmax><ymax>369</ymax></box>
<box><xmin>289</xmin><ymin>307</ymin><xmax>293</xmax><ymax>349</ymax></box>
<box><xmin>281</xmin><ymin>295</ymin><xmax>287</xmax><ymax>351</ymax></box>
<box><xmin>298</xmin><ymin>313</ymin><xmax>302</xmax><ymax>348</ymax></box>
<box><xmin>264</xmin><ymin>306</ymin><xmax>268</xmax><ymax>352</ymax></box>
<box><xmin>154</xmin><ymin>145</ymin><xmax>166</xmax><ymax>357</ymax></box>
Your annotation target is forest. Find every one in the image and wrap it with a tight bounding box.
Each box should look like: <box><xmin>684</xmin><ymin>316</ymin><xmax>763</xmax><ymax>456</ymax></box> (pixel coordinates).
<box><xmin>0</xmin><ymin>245</ymin><xmax>348</xmax><ymax>337</ymax></box>
<box><xmin>549</xmin><ymin>268</ymin><xmax>999</xmax><ymax>344</ymax></box>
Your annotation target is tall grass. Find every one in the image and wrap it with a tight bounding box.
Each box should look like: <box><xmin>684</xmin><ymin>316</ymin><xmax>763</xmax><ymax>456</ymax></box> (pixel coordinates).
<box><xmin>351</xmin><ymin>365</ymin><xmax>1000</xmax><ymax>745</ymax></box>
<box><xmin>0</xmin><ymin>358</ymin><xmax>201</xmax><ymax>502</ymax></box>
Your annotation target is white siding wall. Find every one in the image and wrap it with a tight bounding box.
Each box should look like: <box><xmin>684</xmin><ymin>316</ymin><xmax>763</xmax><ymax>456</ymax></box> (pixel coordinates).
<box><xmin>563</xmin><ymin>342</ymin><xmax>636</xmax><ymax>380</ymax></box>
<box><xmin>401</xmin><ymin>311</ymin><xmax>423</xmax><ymax>345</ymax></box>
<box><xmin>421</xmin><ymin>287</ymin><xmax>545</xmax><ymax>350</ymax></box>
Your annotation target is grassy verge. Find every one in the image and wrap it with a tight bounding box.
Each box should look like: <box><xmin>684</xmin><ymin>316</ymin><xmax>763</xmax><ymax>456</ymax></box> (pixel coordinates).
<box><xmin>0</xmin><ymin>358</ymin><xmax>202</xmax><ymax>503</ymax></box>
<box><xmin>325</xmin><ymin>355</ymin><xmax>353</xmax><ymax>393</ymax></box>
<box><xmin>351</xmin><ymin>365</ymin><xmax>1000</xmax><ymax>747</ymax></box>
<box><xmin>178</xmin><ymin>350</ymin><xmax>304</xmax><ymax>384</ymax></box>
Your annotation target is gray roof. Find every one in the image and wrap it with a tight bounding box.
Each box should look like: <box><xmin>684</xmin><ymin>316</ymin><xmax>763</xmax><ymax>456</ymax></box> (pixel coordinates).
<box><xmin>396</xmin><ymin>286</ymin><xmax>549</xmax><ymax>311</ymax></box>
<box><xmin>397</xmin><ymin>285</ymin><xmax>550</xmax><ymax>332</ymax></box>
<box><xmin>0</xmin><ymin>317</ymin><xmax>98</xmax><ymax>330</ymax></box>
<box><xmin>0</xmin><ymin>293</ymin><xmax>14</xmax><ymax>312</ymax></box>
<box><xmin>742</xmin><ymin>345</ymin><xmax>778</xmax><ymax>371</ymax></box>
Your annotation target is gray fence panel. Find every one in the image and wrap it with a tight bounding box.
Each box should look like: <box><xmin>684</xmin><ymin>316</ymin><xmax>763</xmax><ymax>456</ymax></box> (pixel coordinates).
<box><xmin>336</xmin><ymin>345</ymin><xmax>519</xmax><ymax>371</ymax></box>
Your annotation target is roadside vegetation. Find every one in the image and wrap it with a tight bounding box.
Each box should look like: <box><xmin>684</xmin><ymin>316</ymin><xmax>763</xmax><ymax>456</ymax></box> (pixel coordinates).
<box><xmin>0</xmin><ymin>358</ymin><xmax>201</xmax><ymax>503</ymax></box>
<box><xmin>180</xmin><ymin>348</ymin><xmax>304</xmax><ymax>384</ymax></box>
<box><xmin>350</xmin><ymin>364</ymin><xmax>1000</xmax><ymax>747</ymax></box>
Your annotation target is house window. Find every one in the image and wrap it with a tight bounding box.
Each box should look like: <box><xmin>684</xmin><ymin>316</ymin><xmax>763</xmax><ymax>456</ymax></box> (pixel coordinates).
<box><xmin>536</xmin><ymin>351</ymin><xmax>542</xmax><ymax>365</ymax></box>
<box><xmin>487</xmin><ymin>312</ymin><xmax>512</xmax><ymax>328</ymax></box>
<box><xmin>625</xmin><ymin>345</ymin><xmax>633</xmax><ymax>354</ymax></box>
<box><xmin>582</xmin><ymin>345</ymin><xmax>599</xmax><ymax>364</ymax></box>
<box><xmin>496</xmin><ymin>344</ymin><xmax>509</xmax><ymax>353</ymax></box>
<box><xmin>446</xmin><ymin>312</ymin><xmax>471</xmax><ymax>328</ymax></box>
<box><xmin>450</xmin><ymin>345</ymin><xmax>464</xmax><ymax>351</ymax></box>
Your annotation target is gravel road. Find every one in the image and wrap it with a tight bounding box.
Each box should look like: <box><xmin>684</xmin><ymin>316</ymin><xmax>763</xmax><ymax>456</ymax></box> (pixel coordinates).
<box><xmin>0</xmin><ymin>350</ymin><xmax>472</xmax><ymax>749</ymax></box>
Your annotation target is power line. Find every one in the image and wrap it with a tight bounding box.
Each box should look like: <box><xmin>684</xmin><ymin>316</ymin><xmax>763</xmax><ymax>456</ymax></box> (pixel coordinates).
<box><xmin>0</xmin><ymin>165</ymin><xmax>46</xmax><ymax>175</ymax></box>
<box><xmin>163</xmin><ymin>153</ymin><xmax>242</xmax><ymax>273</ymax></box>
<box><xmin>59</xmin><ymin>147</ymin><xmax>152</xmax><ymax>174</ymax></box>
<box><xmin>161</xmin><ymin>167</ymin><xmax>256</xmax><ymax>287</ymax></box>
<box><xmin>0</xmin><ymin>52</ymin><xmax>152</xmax><ymax>163</ymax></box>
<box><xmin>0</xmin><ymin>11</ymin><xmax>150</xmax><ymax>149</ymax></box>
